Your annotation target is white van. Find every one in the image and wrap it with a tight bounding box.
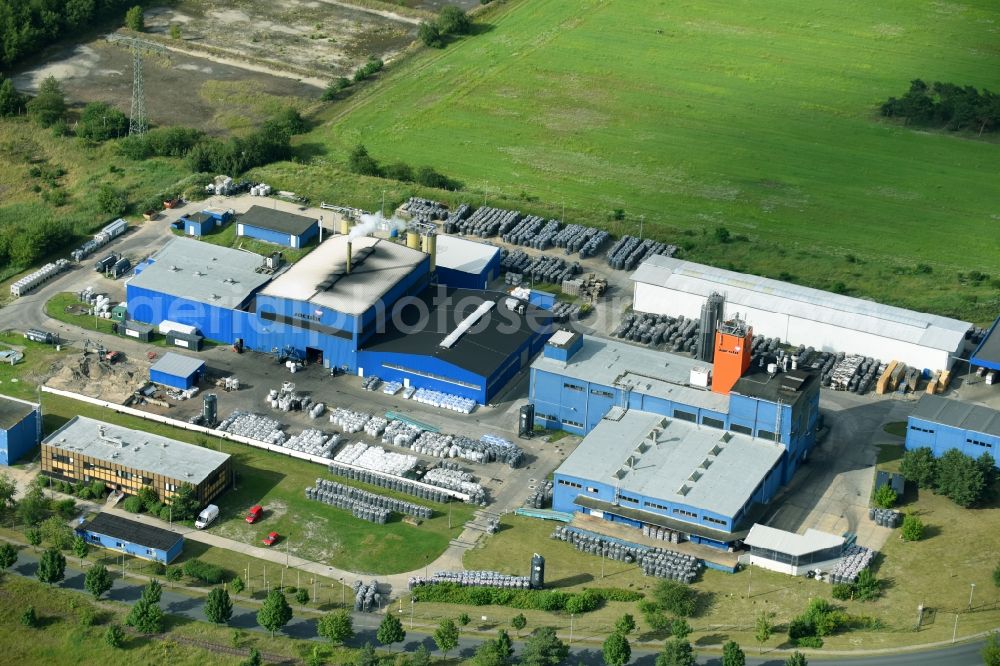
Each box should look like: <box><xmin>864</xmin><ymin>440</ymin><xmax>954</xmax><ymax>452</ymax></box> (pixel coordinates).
<box><xmin>194</xmin><ymin>504</ymin><xmax>219</xmax><ymax>529</ymax></box>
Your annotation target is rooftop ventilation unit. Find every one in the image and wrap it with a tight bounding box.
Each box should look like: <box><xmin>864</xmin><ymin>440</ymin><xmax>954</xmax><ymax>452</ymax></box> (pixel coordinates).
<box><xmin>440</xmin><ymin>300</ymin><xmax>496</xmax><ymax>349</ymax></box>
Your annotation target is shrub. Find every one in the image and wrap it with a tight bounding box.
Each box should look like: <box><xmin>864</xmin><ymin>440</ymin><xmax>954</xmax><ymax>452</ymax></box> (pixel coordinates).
<box><xmin>901</xmin><ymin>514</ymin><xmax>924</xmax><ymax>541</ymax></box>
<box><xmin>793</xmin><ymin>635</ymin><xmax>823</xmax><ymax>649</ymax></box>
<box><xmin>438</xmin><ymin>6</ymin><xmax>472</xmax><ymax>36</ymax></box>
<box><xmin>125</xmin><ymin>6</ymin><xmax>144</xmax><ymax>32</ymax></box>
<box><xmin>384</xmin><ymin>162</ymin><xmax>415</xmax><ymax>182</ymax></box>
<box><xmin>55</xmin><ymin>498</ymin><xmax>77</xmax><ymax>519</ymax></box>
<box><xmin>419</xmin><ymin>22</ymin><xmax>444</xmax><ymax>48</ymax></box>
<box><xmin>831</xmin><ymin>583</ymin><xmax>854</xmax><ymax>601</ymax></box>
<box><xmin>409</xmin><ymin>583</ymin><xmax>637</xmax><ymax>613</ymax></box>
<box><xmin>122</xmin><ymin>496</ymin><xmax>144</xmax><ymax>513</ymax></box>
<box><xmin>166</xmin><ymin>566</ymin><xmax>183</xmax><ymax>581</ymax></box>
<box><xmin>322</xmin><ymin>77</ymin><xmax>352</xmax><ymax>100</ymax></box>
<box><xmin>77</xmin><ymin>102</ymin><xmax>128</xmax><ymax>141</ymax></box>
<box><xmin>653</xmin><ymin>580</ymin><xmax>696</xmax><ymax>617</ymax></box>
<box><xmin>183</xmin><ymin>558</ymin><xmax>224</xmax><ymax>584</ymax></box>
<box><xmin>97</xmin><ymin>185</ymin><xmax>128</xmax><ymax>216</ymax></box>
<box><xmin>872</xmin><ymin>484</ymin><xmax>897</xmax><ymax>509</ymax></box>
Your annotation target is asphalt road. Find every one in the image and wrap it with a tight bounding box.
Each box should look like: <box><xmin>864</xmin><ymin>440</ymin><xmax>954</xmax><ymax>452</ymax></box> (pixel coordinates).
<box><xmin>7</xmin><ymin>549</ymin><xmax>989</xmax><ymax>665</ymax></box>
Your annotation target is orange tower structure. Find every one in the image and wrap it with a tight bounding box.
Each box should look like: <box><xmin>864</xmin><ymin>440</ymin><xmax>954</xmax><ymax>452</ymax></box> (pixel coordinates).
<box><xmin>712</xmin><ymin>317</ymin><xmax>753</xmax><ymax>395</ymax></box>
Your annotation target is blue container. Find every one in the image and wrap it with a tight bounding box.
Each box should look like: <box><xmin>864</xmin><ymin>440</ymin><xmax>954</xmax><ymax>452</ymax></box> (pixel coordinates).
<box><xmin>389</xmin><ymin>228</ymin><xmax>399</xmax><ymax>238</ymax></box>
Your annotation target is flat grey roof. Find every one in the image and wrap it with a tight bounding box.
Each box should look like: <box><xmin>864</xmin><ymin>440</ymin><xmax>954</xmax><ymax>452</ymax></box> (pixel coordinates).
<box><xmin>0</xmin><ymin>394</ymin><xmax>36</xmax><ymax>430</ymax></box>
<box><xmin>435</xmin><ymin>235</ymin><xmax>499</xmax><ymax>275</ymax></box>
<box><xmin>971</xmin><ymin>316</ymin><xmax>1000</xmax><ymax>371</ymax></box>
<box><xmin>532</xmin><ymin>336</ymin><xmax>730</xmax><ymax>413</ymax></box>
<box><xmin>43</xmin><ymin>416</ymin><xmax>230</xmax><ymax>485</ymax></box>
<box><xmin>129</xmin><ymin>238</ymin><xmax>272</xmax><ymax>310</ymax></box>
<box><xmin>911</xmin><ymin>394</ymin><xmax>1000</xmax><ymax>437</ymax></box>
<box><xmin>150</xmin><ymin>352</ymin><xmax>205</xmax><ymax>379</ymax></box>
<box><xmin>744</xmin><ymin>524</ymin><xmax>844</xmax><ymax>557</ymax></box>
<box><xmin>555</xmin><ymin>410</ymin><xmax>785</xmax><ymax>518</ymax></box>
<box><xmin>632</xmin><ymin>255</ymin><xmax>970</xmax><ymax>352</ymax></box>
<box><xmin>260</xmin><ymin>235</ymin><xmax>426</xmax><ymax>316</ymax></box>
<box><xmin>239</xmin><ymin>205</ymin><xmax>317</xmax><ymax>237</ymax></box>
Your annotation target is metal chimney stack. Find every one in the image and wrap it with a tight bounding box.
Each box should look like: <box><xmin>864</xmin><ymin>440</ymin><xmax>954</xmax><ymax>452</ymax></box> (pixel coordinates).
<box><xmin>346</xmin><ymin>241</ymin><xmax>352</xmax><ymax>274</ymax></box>
<box><xmin>697</xmin><ymin>292</ymin><xmax>725</xmax><ymax>363</ymax></box>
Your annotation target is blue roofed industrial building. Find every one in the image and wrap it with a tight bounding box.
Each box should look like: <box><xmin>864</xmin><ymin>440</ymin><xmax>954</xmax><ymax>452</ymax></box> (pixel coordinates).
<box><xmin>553</xmin><ymin>409</ymin><xmax>785</xmax><ymax>549</ymax></box>
<box><xmin>150</xmin><ymin>352</ymin><xmax>205</xmax><ymax>389</ymax></box>
<box><xmin>126</xmin><ymin>230</ymin><xmax>547</xmax><ymax>404</ymax></box>
<box><xmin>359</xmin><ymin>287</ymin><xmax>552</xmax><ymax>403</ymax></box>
<box><xmin>532</xmin><ymin>326</ymin><xmax>821</xmax><ymax>549</ymax></box>
<box><xmin>906</xmin><ymin>394</ymin><xmax>1000</xmax><ymax>464</ymax></box>
<box><xmin>0</xmin><ymin>394</ymin><xmax>41</xmax><ymax>466</ymax></box>
<box><xmin>76</xmin><ymin>512</ymin><xmax>184</xmax><ymax>564</ymax></box>
<box><xmin>236</xmin><ymin>205</ymin><xmax>319</xmax><ymax>249</ymax></box>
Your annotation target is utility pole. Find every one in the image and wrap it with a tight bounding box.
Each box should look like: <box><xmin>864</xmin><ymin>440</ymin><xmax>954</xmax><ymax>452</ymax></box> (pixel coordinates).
<box><xmin>747</xmin><ymin>563</ymin><xmax>753</xmax><ymax>599</ymax></box>
<box><xmin>341</xmin><ymin>578</ymin><xmax>346</xmax><ymax>607</ymax></box>
<box><xmin>953</xmin><ymin>613</ymin><xmax>959</xmax><ymax>643</ymax></box>
<box><xmin>969</xmin><ymin>583</ymin><xmax>976</xmax><ymax>609</ymax></box>
<box><xmin>410</xmin><ymin>598</ymin><xmax>415</xmax><ymax>629</ymax></box>
<box><xmin>639</xmin><ymin>215</ymin><xmax>645</xmax><ymax>240</ymax></box>
<box><xmin>570</xmin><ymin>613</ymin><xmax>574</xmax><ymax>644</ymax></box>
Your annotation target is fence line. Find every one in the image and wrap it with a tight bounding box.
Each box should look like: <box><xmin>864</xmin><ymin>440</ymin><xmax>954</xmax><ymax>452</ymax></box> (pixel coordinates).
<box><xmin>40</xmin><ymin>386</ymin><xmax>469</xmax><ymax>501</ymax></box>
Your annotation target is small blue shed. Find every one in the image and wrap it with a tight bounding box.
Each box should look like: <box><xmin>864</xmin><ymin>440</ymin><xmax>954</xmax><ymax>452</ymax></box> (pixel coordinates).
<box><xmin>76</xmin><ymin>512</ymin><xmax>184</xmax><ymax>564</ymax></box>
<box><xmin>150</xmin><ymin>352</ymin><xmax>205</xmax><ymax>389</ymax></box>
<box><xmin>179</xmin><ymin>209</ymin><xmax>233</xmax><ymax>237</ymax></box>
<box><xmin>0</xmin><ymin>394</ymin><xmax>41</xmax><ymax>466</ymax></box>
<box><xmin>237</xmin><ymin>205</ymin><xmax>318</xmax><ymax>249</ymax></box>
<box><xmin>434</xmin><ymin>235</ymin><xmax>501</xmax><ymax>290</ymax></box>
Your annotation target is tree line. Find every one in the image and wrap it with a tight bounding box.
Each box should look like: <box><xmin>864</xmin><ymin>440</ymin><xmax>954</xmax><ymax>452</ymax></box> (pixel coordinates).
<box><xmin>880</xmin><ymin>79</ymin><xmax>1000</xmax><ymax>135</ymax></box>
<box><xmin>900</xmin><ymin>446</ymin><xmax>996</xmax><ymax>508</ymax></box>
<box><xmin>347</xmin><ymin>144</ymin><xmax>462</xmax><ymax>191</ymax></box>
<box><xmin>0</xmin><ymin>0</ymin><xmax>141</xmax><ymax>69</ymax></box>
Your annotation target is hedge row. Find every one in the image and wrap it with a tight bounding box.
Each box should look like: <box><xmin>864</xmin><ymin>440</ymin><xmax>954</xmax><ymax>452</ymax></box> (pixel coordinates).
<box><xmin>409</xmin><ymin>582</ymin><xmax>641</xmax><ymax>613</ymax></box>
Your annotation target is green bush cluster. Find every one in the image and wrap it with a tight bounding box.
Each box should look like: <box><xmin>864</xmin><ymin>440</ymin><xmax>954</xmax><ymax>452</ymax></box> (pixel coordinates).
<box><xmin>409</xmin><ymin>583</ymin><xmax>641</xmax><ymax>613</ymax></box>
<box><xmin>881</xmin><ymin>79</ymin><xmax>1000</xmax><ymax>134</ymax></box>
<box><xmin>419</xmin><ymin>6</ymin><xmax>473</xmax><ymax>49</ymax></box>
<box><xmin>901</xmin><ymin>447</ymin><xmax>996</xmax><ymax>508</ymax></box>
<box><xmin>346</xmin><ymin>144</ymin><xmax>462</xmax><ymax>190</ymax></box>
<box><xmin>182</xmin><ymin>558</ymin><xmax>225</xmax><ymax>584</ymax></box>
<box><xmin>788</xmin><ymin>598</ymin><xmax>851</xmax><ymax>648</ymax></box>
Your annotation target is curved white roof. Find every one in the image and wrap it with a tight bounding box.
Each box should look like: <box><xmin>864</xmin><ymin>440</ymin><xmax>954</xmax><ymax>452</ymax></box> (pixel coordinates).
<box><xmin>631</xmin><ymin>255</ymin><xmax>970</xmax><ymax>352</ymax></box>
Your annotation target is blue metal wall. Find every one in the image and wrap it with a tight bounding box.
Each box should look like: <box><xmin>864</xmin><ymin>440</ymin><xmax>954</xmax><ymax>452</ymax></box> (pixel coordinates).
<box><xmin>0</xmin><ymin>409</ymin><xmax>40</xmax><ymax>466</ymax></box>
<box><xmin>530</xmin><ymin>366</ymin><xmax>819</xmax><ymax>477</ymax></box>
<box><xmin>358</xmin><ymin>351</ymin><xmax>488</xmax><ymax>402</ymax></box>
<box><xmin>150</xmin><ymin>367</ymin><xmax>199</xmax><ymax>389</ymax></box>
<box><xmin>183</xmin><ymin>217</ymin><xmax>215</xmax><ymax>236</ymax></box>
<box><xmin>76</xmin><ymin>528</ymin><xmax>183</xmax><ymax>564</ymax></box>
<box><xmin>240</xmin><ymin>224</ymin><xmax>294</xmax><ymax>247</ymax></box>
<box><xmin>436</xmin><ymin>266</ymin><xmax>490</xmax><ymax>290</ymax></box>
<box><xmin>906</xmin><ymin>415</ymin><xmax>1000</xmax><ymax>464</ymax></box>
<box><xmin>126</xmin><ymin>284</ymin><xmax>258</xmax><ymax>344</ymax></box>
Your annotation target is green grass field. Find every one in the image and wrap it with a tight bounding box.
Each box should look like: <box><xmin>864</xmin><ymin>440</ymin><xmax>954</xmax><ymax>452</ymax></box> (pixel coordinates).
<box><xmin>277</xmin><ymin>0</ymin><xmax>1000</xmax><ymax>323</ymax></box>
<box><xmin>38</xmin><ymin>393</ymin><xmax>472</xmax><ymax>575</ymax></box>
<box><xmin>440</xmin><ymin>511</ymin><xmax>1000</xmax><ymax>651</ymax></box>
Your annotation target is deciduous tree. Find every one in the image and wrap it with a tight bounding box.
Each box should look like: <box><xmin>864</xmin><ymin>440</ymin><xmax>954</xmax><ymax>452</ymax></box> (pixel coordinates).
<box><xmin>376</xmin><ymin>613</ymin><xmax>406</xmax><ymax>651</ymax></box>
<box><xmin>205</xmin><ymin>587</ymin><xmax>234</xmax><ymax>624</ymax></box>
<box><xmin>434</xmin><ymin>618</ymin><xmax>460</xmax><ymax>659</ymax></box>
<box><xmin>602</xmin><ymin>631</ymin><xmax>631</xmax><ymax>666</ymax></box>
<box><xmin>37</xmin><ymin>547</ymin><xmax>65</xmax><ymax>585</ymax></box>
<box><xmin>84</xmin><ymin>563</ymin><xmax>113</xmax><ymax>599</ymax></box>
<box><xmin>721</xmin><ymin>640</ymin><xmax>746</xmax><ymax>666</ymax></box>
<box><xmin>257</xmin><ymin>589</ymin><xmax>293</xmax><ymax>637</ymax></box>
<box><xmin>521</xmin><ymin>627</ymin><xmax>568</xmax><ymax>666</ymax></box>
<box><xmin>318</xmin><ymin>609</ymin><xmax>353</xmax><ymax>645</ymax></box>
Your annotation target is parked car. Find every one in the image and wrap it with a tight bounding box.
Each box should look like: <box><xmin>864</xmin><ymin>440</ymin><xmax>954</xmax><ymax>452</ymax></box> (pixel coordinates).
<box><xmin>262</xmin><ymin>531</ymin><xmax>279</xmax><ymax>547</ymax></box>
<box><xmin>245</xmin><ymin>505</ymin><xmax>263</xmax><ymax>524</ymax></box>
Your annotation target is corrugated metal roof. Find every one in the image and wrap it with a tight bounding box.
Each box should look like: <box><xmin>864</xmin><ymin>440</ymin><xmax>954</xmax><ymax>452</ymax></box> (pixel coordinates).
<box><xmin>80</xmin><ymin>512</ymin><xmax>182</xmax><ymax>552</ymax></box>
<box><xmin>531</xmin><ymin>336</ymin><xmax>730</xmax><ymax>413</ymax></box>
<box><xmin>631</xmin><ymin>255</ymin><xmax>970</xmax><ymax>352</ymax></box>
<box><xmin>43</xmin><ymin>416</ymin><xmax>229</xmax><ymax>485</ymax></box>
<box><xmin>971</xmin><ymin>315</ymin><xmax>1000</xmax><ymax>371</ymax></box>
<box><xmin>150</xmin><ymin>352</ymin><xmax>205</xmax><ymax>379</ymax></box>
<box><xmin>555</xmin><ymin>410</ymin><xmax>784</xmax><ymax>518</ymax></box>
<box><xmin>260</xmin><ymin>235</ymin><xmax>425</xmax><ymax>316</ymax></box>
<box><xmin>128</xmin><ymin>238</ymin><xmax>272</xmax><ymax>310</ymax></box>
<box><xmin>435</xmin><ymin>235</ymin><xmax>499</xmax><ymax>275</ymax></box>
<box><xmin>911</xmin><ymin>394</ymin><xmax>1000</xmax><ymax>437</ymax></box>
<box><xmin>744</xmin><ymin>524</ymin><xmax>844</xmax><ymax>557</ymax></box>
<box><xmin>239</xmin><ymin>205</ymin><xmax>317</xmax><ymax>236</ymax></box>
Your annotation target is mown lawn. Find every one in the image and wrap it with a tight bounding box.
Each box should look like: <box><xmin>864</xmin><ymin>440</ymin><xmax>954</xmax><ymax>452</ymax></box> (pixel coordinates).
<box><xmin>271</xmin><ymin>0</ymin><xmax>1000</xmax><ymax>324</ymax></box>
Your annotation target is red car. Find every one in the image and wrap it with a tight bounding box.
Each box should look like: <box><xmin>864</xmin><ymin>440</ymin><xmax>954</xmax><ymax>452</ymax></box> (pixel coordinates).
<box><xmin>245</xmin><ymin>505</ymin><xmax>263</xmax><ymax>524</ymax></box>
<box><xmin>263</xmin><ymin>531</ymin><xmax>279</xmax><ymax>547</ymax></box>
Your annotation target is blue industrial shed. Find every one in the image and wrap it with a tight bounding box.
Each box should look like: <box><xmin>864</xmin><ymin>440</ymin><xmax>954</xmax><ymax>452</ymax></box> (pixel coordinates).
<box><xmin>237</xmin><ymin>205</ymin><xmax>318</xmax><ymax>248</ymax></box>
<box><xmin>359</xmin><ymin>287</ymin><xmax>552</xmax><ymax>403</ymax></box>
<box><xmin>177</xmin><ymin>208</ymin><xmax>233</xmax><ymax>237</ymax></box>
<box><xmin>971</xmin><ymin>315</ymin><xmax>1000</xmax><ymax>373</ymax></box>
<box><xmin>530</xmin><ymin>330</ymin><xmax>820</xmax><ymax>486</ymax></box>
<box><xmin>0</xmin><ymin>394</ymin><xmax>41</xmax><ymax>466</ymax></box>
<box><xmin>434</xmin><ymin>235</ymin><xmax>501</xmax><ymax>290</ymax></box>
<box><xmin>150</xmin><ymin>352</ymin><xmax>205</xmax><ymax>389</ymax></box>
<box><xmin>906</xmin><ymin>394</ymin><xmax>1000</xmax><ymax>464</ymax></box>
<box><xmin>76</xmin><ymin>512</ymin><xmax>184</xmax><ymax>564</ymax></box>
<box><xmin>553</xmin><ymin>410</ymin><xmax>784</xmax><ymax>549</ymax></box>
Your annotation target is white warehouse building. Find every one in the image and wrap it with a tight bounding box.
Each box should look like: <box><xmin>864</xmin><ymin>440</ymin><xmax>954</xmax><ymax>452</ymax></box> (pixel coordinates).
<box><xmin>631</xmin><ymin>255</ymin><xmax>971</xmax><ymax>372</ymax></box>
